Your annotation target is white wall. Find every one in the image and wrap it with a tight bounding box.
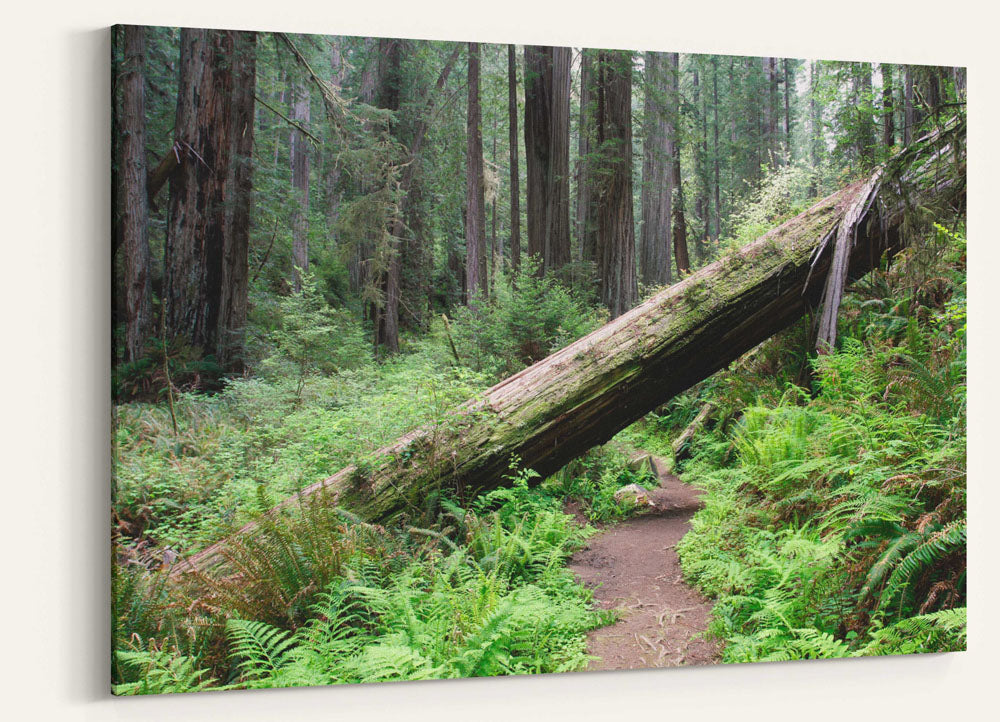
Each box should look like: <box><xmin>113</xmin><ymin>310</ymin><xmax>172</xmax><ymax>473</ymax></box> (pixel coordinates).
<box><xmin>2</xmin><ymin>2</ymin><xmax>995</xmax><ymax>719</ymax></box>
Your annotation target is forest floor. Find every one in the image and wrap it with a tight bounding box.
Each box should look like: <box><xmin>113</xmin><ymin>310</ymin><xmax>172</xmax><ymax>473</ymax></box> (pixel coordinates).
<box><xmin>567</xmin><ymin>455</ymin><xmax>719</xmax><ymax>670</ymax></box>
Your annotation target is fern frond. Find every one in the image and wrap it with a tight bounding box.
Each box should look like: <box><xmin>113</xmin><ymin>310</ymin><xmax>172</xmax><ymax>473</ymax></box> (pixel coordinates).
<box><xmin>226</xmin><ymin>619</ymin><xmax>297</xmax><ymax>679</ymax></box>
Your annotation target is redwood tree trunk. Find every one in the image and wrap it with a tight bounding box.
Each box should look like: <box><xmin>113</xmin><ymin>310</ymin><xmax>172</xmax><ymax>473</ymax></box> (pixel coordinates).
<box><xmin>858</xmin><ymin>63</ymin><xmax>876</xmax><ymax>165</ymax></box>
<box><xmin>523</xmin><ymin>45</ymin><xmax>572</xmax><ymax>274</ymax></box>
<box><xmin>594</xmin><ymin>50</ymin><xmax>638</xmax><ymax>318</ymax></box>
<box><xmin>507</xmin><ymin>44</ymin><xmax>522</xmax><ymax>275</ymax></box>
<box><xmin>669</xmin><ymin>53</ymin><xmax>690</xmax><ymax>276</ymax></box>
<box><xmin>712</xmin><ymin>57</ymin><xmax>721</xmax><ymax>240</ymax></box>
<box><xmin>218</xmin><ymin>31</ymin><xmax>256</xmax><ymax>369</ymax></box>
<box><xmin>290</xmin><ymin>81</ymin><xmax>311</xmax><ymax>291</ymax></box>
<box><xmin>165</xmin><ymin>29</ymin><xmax>256</xmax><ymax>369</ymax></box>
<box><xmin>576</xmin><ymin>49</ymin><xmax>597</xmax><ymax>264</ymax></box>
<box><xmin>121</xmin><ymin>25</ymin><xmax>151</xmax><ymax>363</ymax></box>
<box><xmin>374</xmin><ymin>39</ymin><xmax>404</xmax><ymax>355</ymax></box>
<box><xmin>881</xmin><ymin>63</ymin><xmax>895</xmax><ymax>148</ymax></box>
<box><xmin>783</xmin><ymin>59</ymin><xmax>792</xmax><ymax>160</ymax></box>
<box><xmin>639</xmin><ymin>51</ymin><xmax>672</xmax><ymax>287</ymax></box>
<box><xmin>465</xmin><ymin>42</ymin><xmax>487</xmax><ymax>301</ymax></box>
<box><xmin>904</xmin><ymin>66</ymin><xmax>916</xmax><ymax>146</ymax></box>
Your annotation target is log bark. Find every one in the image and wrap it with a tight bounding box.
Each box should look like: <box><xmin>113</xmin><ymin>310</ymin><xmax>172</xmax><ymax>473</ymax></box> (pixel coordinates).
<box><xmin>173</xmin><ymin>125</ymin><xmax>964</xmax><ymax>577</ymax></box>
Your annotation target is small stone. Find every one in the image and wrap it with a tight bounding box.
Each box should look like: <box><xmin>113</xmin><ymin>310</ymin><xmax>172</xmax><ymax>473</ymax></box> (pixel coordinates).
<box><xmin>614</xmin><ymin>483</ymin><xmax>654</xmax><ymax>508</ymax></box>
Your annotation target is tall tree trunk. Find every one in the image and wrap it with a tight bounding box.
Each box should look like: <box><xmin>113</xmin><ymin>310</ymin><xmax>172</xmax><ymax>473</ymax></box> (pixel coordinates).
<box><xmin>810</xmin><ymin>60</ymin><xmax>822</xmax><ymax>193</ymax></box>
<box><xmin>373</xmin><ymin>38</ymin><xmax>404</xmax><ymax>356</ymax></box>
<box><xmin>881</xmin><ymin>63</ymin><xmax>895</xmax><ymax>148</ymax></box>
<box><xmin>712</xmin><ymin>57</ymin><xmax>721</xmax><ymax>240</ymax></box>
<box><xmin>523</xmin><ymin>45</ymin><xmax>572</xmax><ymax>275</ymax></box>
<box><xmin>639</xmin><ymin>52</ymin><xmax>672</xmax><ymax>286</ymax></box>
<box><xmin>507</xmin><ymin>44</ymin><xmax>522</xmax><ymax>276</ymax></box>
<box><xmin>770</xmin><ymin>57</ymin><xmax>780</xmax><ymax>164</ymax></box>
<box><xmin>926</xmin><ymin>67</ymin><xmax>942</xmax><ymax>118</ymax></box>
<box><xmin>121</xmin><ymin>26</ymin><xmax>151</xmax><ymax>363</ymax></box>
<box><xmin>694</xmin><ymin>65</ymin><xmax>710</xmax><ymax>261</ymax></box>
<box><xmin>783</xmin><ymin>58</ymin><xmax>792</xmax><ymax>161</ymax></box>
<box><xmin>218</xmin><ymin>31</ymin><xmax>257</xmax><ymax>369</ymax></box>
<box><xmin>577</xmin><ymin>49</ymin><xmax>598</xmax><ymax>265</ymax></box>
<box><xmin>904</xmin><ymin>65</ymin><xmax>915</xmax><ymax>146</ymax></box>
<box><xmin>669</xmin><ymin>53</ymin><xmax>690</xmax><ymax>276</ymax></box>
<box><xmin>491</xmin><ymin>92</ymin><xmax>500</xmax><ymax>296</ymax></box>
<box><xmin>290</xmin><ymin>81</ymin><xmax>311</xmax><ymax>291</ymax></box>
<box><xmin>325</xmin><ymin>38</ymin><xmax>346</xmax><ymax>253</ymax></box>
<box><xmin>165</xmin><ymin>29</ymin><xmax>256</xmax><ymax>369</ymax></box>
<box><xmin>465</xmin><ymin>42</ymin><xmax>487</xmax><ymax>302</ymax></box>
<box><xmin>349</xmin><ymin>38</ymin><xmax>379</xmax><ymax>301</ymax></box>
<box><xmin>858</xmin><ymin>63</ymin><xmax>875</xmax><ymax>165</ymax></box>
<box><xmin>375</xmin><ymin>43</ymin><xmax>462</xmax><ymax>355</ymax></box>
<box><xmin>953</xmin><ymin>67</ymin><xmax>966</xmax><ymax>101</ymax></box>
<box><xmin>594</xmin><ymin>50</ymin><xmax>638</xmax><ymax>318</ymax></box>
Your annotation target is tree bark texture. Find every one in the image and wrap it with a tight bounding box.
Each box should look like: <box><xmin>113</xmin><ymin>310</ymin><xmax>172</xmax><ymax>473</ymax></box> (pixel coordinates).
<box><xmin>783</xmin><ymin>59</ymin><xmax>792</xmax><ymax>159</ymax></box>
<box><xmin>523</xmin><ymin>45</ymin><xmax>572</xmax><ymax>274</ymax></box>
<box><xmin>669</xmin><ymin>53</ymin><xmax>690</xmax><ymax>276</ymax></box>
<box><xmin>165</xmin><ymin>29</ymin><xmax>256</xmax><ymax>369</ymax></box>
<box><xmin>507</xmin><ymin>44</ymin><xmax>522</xmax><ymax>275</ymax></box>
<box><xmin>881</xmin><ymin>64</ymin><xmax>895</xmax><ymax>148</ymax></box>
<box><xmin>712</xmin><ymin>58</ymin><xmax>721</xmax><ymax>240</ymax></box>
<box><xmin>639</xmin><ymin>51</ymin><xmax>672</xmax><ymax>287</ymax></box>
<box><xmin>693</xmin><ymin>65</ymin><xmax>710</xmax><ymax>260</ymax></box>
<box><xmin>373</xmin><ymin>39</ymin><xmax>404</xmax><ymax>355</ymax></box>
<box><xmin>593</xmin><ymin>50</ymin><xmax>638</xmax><ymax>320</ymax></box>
<box><xmin>858</xmin><ymin>63</ymin><xmax>876</xmax><ymax>164</ymax></box>
<box><xmin>465</xmin><ymin>42</ymin><xmax>487</xmax><ymax>301</ymax></box>
<box><xmin>576</xmin><ymin>49</ymin><xmax>597</xmax><ymax>264</ymax></box>
<box><xmin>290</xmin><ymin>81</ymin><xmax>311</xmax><ymax>292</ymax></box>
<box><xmin>904</xmin><ymin>66</ymin><xmax>916</xmax><ymax>146</ymax></box>
<box><xmin>120</xmin><ymin>26</ymin><xmax>152</xmax><ymax>363</ymax></box>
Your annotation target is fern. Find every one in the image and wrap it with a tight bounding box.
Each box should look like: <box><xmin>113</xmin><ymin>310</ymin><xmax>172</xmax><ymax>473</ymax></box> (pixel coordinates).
<box><xmin>113</xmin><ymin>643</ymin><xmax>217</xmax><ymax>695</ymax></box>
<box><xmin>226</xmin><ymin>619</ymin><xmax>298</xmax><ymax>680</ymax></box>
<box><xmin>857</xmin><ymin>608</ymin><xmax>966</xmax><ymax>656</ymax></box>
<box><xmin>879</xmin><ymin>521</ymin><xmax>966</xmax><ymax>614</ymax></box>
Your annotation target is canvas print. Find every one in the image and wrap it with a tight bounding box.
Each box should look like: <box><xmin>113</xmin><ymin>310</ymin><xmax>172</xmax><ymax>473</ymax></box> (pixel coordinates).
<box><xmin>111</xmin><ymin>24</ymin><xmax>967</xmax><ymax>694</ymax></box>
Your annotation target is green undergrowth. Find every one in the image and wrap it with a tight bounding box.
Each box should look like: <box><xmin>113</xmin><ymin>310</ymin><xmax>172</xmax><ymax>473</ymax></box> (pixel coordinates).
<box><xmin>668</xmin><ymin>221</ymin><xmax>967</xmax><ymax>663</ymax></box>
<box><xmin>113</xmin><ymin>460</ymin><xmax>645</xmax><ymax>694</ymax></box>
<box><xmin>113</xmin><ymin>354</ymin><xmax>492</xmax><ymax>553</ymax></box>
<box><xmin>112</xmin><ymin>262</ymin><xmax>642</xmax><ymax>693</ymax></box>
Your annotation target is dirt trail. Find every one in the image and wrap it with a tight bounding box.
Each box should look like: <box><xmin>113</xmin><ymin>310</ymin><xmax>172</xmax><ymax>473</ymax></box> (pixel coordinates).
<box><xmin>568</xmin><ymin>455</ymin><xmax>719</xmax><ymax>670</ymax></box>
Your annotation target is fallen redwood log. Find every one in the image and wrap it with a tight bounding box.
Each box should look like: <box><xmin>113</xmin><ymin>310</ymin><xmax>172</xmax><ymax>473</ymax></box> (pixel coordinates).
<box><xmin>672</xmin><ymin>402</ymin><xmax>716</xmax><ymax>460</ymax></box>
<box><xmin>172</xmin><ymin>122</ymin><xmax>964</xmax><ymax>577</ymax></box>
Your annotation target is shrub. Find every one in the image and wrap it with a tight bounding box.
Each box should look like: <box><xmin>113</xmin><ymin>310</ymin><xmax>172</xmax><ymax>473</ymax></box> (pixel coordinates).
<box><xmin>450</xmin><ymin>257</ymin><xmax>606</xmax><ymax>377</ymax></box>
